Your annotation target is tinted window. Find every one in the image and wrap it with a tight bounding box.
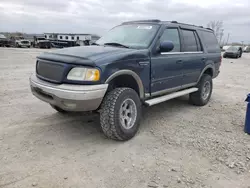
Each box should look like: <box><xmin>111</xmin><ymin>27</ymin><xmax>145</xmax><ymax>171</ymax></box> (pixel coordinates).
<box><xmin>160</xmin><ymin>28</ymin><xmax>180</xmax><ymax>52</ymax></box>
<box><xmin>71</xmin><ymin>36</ymin><xmax>74</xmax><ymax>40</ymax></box>
<box><xmin>182</xmin><ymin>30</ymin><xmax>198</xmax><ymax>52</ymax></box>
<box><xmin>200</xmin><ymin>31</ymin><xmax>220</xmax><ymax>53</ymax></box>
<box><xmin>77</xmin><ymin>36</ymin><xmax>79</xmax><ymax>40</ymax></box>
<box><xmin>60</xmin><ymin>36</ymin><xmax>62</xmax><ymax>39</ymax></box>
<box><xmin>65</xmin><ymin>36</ymin><xmax>68</xmax><ymax>40</ymax></box>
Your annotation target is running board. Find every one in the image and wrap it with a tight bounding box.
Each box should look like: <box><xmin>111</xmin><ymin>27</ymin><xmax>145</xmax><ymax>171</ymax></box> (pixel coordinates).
<box><xmin>145</xmin><ymin>88</ymin><xmax>198</xmax><ymax>106</ymax></box>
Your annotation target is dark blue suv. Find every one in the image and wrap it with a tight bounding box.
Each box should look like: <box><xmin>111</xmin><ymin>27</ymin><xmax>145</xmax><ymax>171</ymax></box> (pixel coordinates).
<box><xmin>30</xmin><ymin>20</ymin><xmax>221</xmax><ymax>141</ymax></box>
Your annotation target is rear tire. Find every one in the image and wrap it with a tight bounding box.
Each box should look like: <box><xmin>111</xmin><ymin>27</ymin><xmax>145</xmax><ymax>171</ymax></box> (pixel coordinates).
<box><xmin>189</xmin><ymin>74</ymin><xmax>213</xmax><ymax>106</ymax></box>
<box><xmin>100</xmin><ymin>88</ymin><xmax>141</xmax><ymax>141</ymax></box>
<box><xmin>50</xmin><ymin>105</ymin><xmax>68</xmax><ymax>113</ymax></box>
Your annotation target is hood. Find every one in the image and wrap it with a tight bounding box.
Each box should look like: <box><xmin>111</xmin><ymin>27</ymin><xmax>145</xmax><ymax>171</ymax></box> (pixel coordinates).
<box><xmin>37</xmin><ymin>45</ymin><xmax>138</xmax><ymax>65</ymax></box>
<box><xmin>226</xmin><ymin>49</ymin><xmax>237</xmax><ymax>53</ymax></box>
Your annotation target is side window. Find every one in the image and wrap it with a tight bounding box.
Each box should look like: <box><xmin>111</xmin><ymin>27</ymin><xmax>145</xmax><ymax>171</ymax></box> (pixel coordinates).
<box><xmin>181</xmin><ymin>29</ymin><xmax>199</xmax><ymax>52</ymax></box>
<box><xmin>201</xmin><ymin>31</ymin><xmax>220</xmax><ymax>53</ymax></box>
<box><xmin>160</xmin><ymin>28</ymin><xmax>180</xmax><ymax>52</ymax></box>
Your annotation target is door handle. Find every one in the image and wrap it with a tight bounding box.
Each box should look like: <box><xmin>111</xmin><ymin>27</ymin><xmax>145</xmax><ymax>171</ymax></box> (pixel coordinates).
<box><xmin>176</xmin><ymin>60</ymin><xmax>183</xmax><ymax>64</ymax></box>
<box><xmin>202</xmin><ymin>57</ymin><xmax>206</xmax><ymax>61</ymax></box>
<box><xmin>138</xmin><ymin>61</ymin><xmax>149</xmax><ymax>66</ymax></box>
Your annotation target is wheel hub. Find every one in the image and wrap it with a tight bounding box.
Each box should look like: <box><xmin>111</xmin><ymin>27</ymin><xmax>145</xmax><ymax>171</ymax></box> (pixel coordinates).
<box><xmin>202</xmin><ymin>81</ymin><xmax>211</xmax><ymax>100</ymax></box>
<box><xmin>119</xmin><ymin>98</ymin><xmax>137</xmax><ymax>129</ymax></box>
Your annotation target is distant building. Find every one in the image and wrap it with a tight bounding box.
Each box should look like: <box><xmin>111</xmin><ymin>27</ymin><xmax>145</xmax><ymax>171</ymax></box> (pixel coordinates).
<box><xmin>44</xmin><ymin>33</ymin><xmax>100</xmax><ymax>47</ymax></box>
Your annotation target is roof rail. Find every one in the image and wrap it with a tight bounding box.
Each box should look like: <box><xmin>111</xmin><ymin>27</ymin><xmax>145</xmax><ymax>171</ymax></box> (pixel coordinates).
<box><xmin>206</xmin><ymin>28</ymin><xmax>214</xmax><ymax>31</ymax></box>
<box><xmin>122</xmin><ymin>19</ymin><xmax>161</xmax><ymax>24</ymax></box>
<box><xmin>171</xmin><ymin>21</ymin><xmax>212</xmax><ymax>30</ymax></box>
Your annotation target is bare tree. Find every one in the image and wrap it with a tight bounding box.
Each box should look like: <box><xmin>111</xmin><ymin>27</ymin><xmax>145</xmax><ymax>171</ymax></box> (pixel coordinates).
<box><xmin>207</xmin><ymin>21</ymin><xmax>224</xmax><ymax>44</ymax></box>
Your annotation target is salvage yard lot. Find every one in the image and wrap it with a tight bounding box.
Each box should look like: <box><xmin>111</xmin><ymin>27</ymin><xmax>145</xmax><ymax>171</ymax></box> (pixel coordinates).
<box><xmin>1</xmin><ymin>47</ymin><xmax>250</xmax><ymax>188</ymax></box>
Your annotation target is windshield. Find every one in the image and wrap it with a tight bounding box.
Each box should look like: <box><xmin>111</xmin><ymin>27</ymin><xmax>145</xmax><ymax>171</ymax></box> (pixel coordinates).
<box><xmin>96</xmin><ymin>24</ymin><xmax>160</xmax><ymax>49</ymax></box>
<box><xmin>227</xmin><ymin>46</ymin><xmax>238</xmax><ymax>51</ymax></box>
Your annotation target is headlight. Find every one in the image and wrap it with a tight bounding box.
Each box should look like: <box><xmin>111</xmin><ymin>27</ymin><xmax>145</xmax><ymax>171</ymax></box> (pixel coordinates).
<box><xmin>67</xmin><ymin>67</ymin><xmax>100</xmax><ymax>81</ymax></box>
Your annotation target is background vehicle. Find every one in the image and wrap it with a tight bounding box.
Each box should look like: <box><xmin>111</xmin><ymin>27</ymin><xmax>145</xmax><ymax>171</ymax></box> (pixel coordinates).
<box><xmin>223</xmin><ymin>46</ymin><xmax>242</xmax><ymax>58</ymax></box>
<box><xmin>0</xmin><ymin>34</ymin><xmax>11</xmax><ymax>47</ymax></box>
<box><xmin>33</xmin><ymin>36</ymin><xmax>51</xmax><ymax>48</ymax></box>
<box><xmin>30</xmin><ymin>20</ymin><xmax>221</xmax><ymax>141</ymax></box>
<box><xmin>15</xmin><ymin>39</ymin><xmax>31</xmax><ymax>48</ymax></box>
<box><xmin>244</xmin><ymin>46</ymin><xmax>250</xmax><ymax>53</ymax></box>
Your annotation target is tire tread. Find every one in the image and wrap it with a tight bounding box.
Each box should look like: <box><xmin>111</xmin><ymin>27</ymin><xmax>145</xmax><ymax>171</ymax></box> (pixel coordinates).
<box><xmin>100</xmin><ymin>88</ymin><xmax>140</xmax><ymax>141</ymax></box>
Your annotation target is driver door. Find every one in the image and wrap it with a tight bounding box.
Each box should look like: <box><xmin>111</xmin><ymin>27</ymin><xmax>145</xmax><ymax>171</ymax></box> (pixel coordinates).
<box><xmin>150</xmin><ymin>27</ymin><xmax>184</xmax><ymax>95</ymax></box>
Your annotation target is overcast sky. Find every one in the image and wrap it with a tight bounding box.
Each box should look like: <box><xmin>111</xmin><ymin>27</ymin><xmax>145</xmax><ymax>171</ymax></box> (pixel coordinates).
<box><xmin>0</xmin><ymin>0</ymin><xmax>249</xmax><ymax>43</ymax></box>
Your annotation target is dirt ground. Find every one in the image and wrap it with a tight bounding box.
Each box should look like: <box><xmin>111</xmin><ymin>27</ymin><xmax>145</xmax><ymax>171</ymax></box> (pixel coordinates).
<box><xmin>0</xmin><ymin>48</ymin><xmax>250</xmax><ymax>188</ymax></box>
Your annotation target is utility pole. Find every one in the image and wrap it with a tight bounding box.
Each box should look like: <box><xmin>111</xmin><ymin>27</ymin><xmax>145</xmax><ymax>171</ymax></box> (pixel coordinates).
<box><xmin>226</xmin><ymin>33</ymin><xmax>230</xmax><ymax>45</ymax></box>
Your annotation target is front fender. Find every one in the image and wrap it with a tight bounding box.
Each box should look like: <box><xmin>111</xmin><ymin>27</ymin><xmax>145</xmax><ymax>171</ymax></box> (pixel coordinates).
<box><xmin>105</xmin><ymin>70</ymin><xmax>144</xmax><ymax>99</ymax></box>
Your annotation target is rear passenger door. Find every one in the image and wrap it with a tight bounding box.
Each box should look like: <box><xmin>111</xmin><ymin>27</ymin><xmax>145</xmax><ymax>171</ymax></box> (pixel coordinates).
<box><xmin>180</xmin><ymin>29</ymin><xmax>204</xmax><ymax>87</ymax></box>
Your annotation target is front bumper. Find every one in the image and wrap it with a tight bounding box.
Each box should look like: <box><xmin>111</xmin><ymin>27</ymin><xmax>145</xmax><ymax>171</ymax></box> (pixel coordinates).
<box><xmin>20</xmin><ymin>44</ymin><xmax>30</xmax><ymax>47</ymax></box>
<box><xmin>224</xmin><ymin>53</ymin><xmax>237</xmax><ymax>57</ymax></box>
<box><xmin>30</xmin><ymin>74</ymin><xmax>108</xmax><ymax>111</ymax></box>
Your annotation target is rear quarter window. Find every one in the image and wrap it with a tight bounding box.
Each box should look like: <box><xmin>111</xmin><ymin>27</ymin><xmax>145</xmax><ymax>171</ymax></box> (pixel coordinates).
<box><xmin>199</xmin><ymin>30</ymin><xmax>221</xmax><ymax>53</ymax></box>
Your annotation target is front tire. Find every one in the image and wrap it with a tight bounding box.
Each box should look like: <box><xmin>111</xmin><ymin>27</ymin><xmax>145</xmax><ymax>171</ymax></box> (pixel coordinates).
<box><xmin>189</xmin><ymin>74</ymin><xmax>213</xmax><ymax>106</ymax></box>
<box><xmin>100</xmin><ymin>88</ymin><xmax>141</xmax><ymax>141</ymax></box>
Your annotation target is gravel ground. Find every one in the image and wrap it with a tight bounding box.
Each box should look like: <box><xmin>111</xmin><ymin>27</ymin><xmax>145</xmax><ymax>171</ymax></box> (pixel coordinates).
<box><xmin>1</xmin><ymin>48</ymin><xmax>250</xmax><ymax>188</ymax></box>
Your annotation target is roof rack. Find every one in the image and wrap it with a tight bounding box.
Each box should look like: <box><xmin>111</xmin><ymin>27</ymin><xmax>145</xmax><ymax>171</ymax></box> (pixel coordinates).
<box><xmin>206</xmin><ymin>28</ymin><xmax>214</xmax><ymax>31</ymax></box>
<box><xmin>122</xmin><ymin>19</ymin><xmax>161</xmax><ymax>24</ymax></box>
<box><xmin>170</xmin><ymin>21</ymin><xmax>212</xmax><ymax>30</ymax></box>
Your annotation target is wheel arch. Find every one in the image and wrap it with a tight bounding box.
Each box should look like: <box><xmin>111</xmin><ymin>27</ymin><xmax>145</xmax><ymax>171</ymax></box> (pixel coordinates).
<box><xmin>105</xmin><ymin>70</ymin><xmax>144</xmax><ymax>99</ymax></box>
<box><xmin>197</xmin><ymin>65</ymin><xmax>215</xmax><ymax>83</ymax></box>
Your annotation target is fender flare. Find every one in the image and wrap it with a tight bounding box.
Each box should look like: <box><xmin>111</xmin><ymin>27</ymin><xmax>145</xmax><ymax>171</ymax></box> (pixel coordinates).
<box><xmin>197</xmin><ymin>64</ymin><xmax>215</xmax><ymax>83</ymax></box>
<box><xmin>105</xmin><ymin>70</ymin><xmax>144</xmax><ymax>99</ymax></box>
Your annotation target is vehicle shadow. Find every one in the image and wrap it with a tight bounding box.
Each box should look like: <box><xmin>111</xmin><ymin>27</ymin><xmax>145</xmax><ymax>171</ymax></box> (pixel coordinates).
<box><xmin>30</xmin><ymin>95</ymin><xmax>197</xmax><ymax>145</ymax></box>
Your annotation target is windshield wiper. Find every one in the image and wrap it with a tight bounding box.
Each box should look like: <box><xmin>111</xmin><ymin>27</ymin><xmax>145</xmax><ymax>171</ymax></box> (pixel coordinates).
<box><xmin>104</xmin><ymin>42</ymin><xmax>129</xmax><ymax>48</ymax></box>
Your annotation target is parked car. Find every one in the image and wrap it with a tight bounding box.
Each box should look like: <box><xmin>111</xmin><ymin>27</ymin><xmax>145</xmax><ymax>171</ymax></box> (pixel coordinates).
<box><xmin>15</xmin><ymin>39</ymin><xmax>31</xmax><ymax>48</ymax></box>
<box><xmin>29</xmin><ymin>20</ymin><xmax>221</xmax><ymax>141</ymax></box>
<box><xmin>223</xmin><ymin>46</ymin><xmax>242</xmax><ymax>58</ymax></box>
<box><xmin>0</xmin><ymin>34</ymin><xmax>12</xmax><ymax>47</ymax></box>
<box><xmin>33</xmin><ymin>36</ymin><xmax>51</xmax><ymax>48</ymax></box>
<box><xmin>244</xmin><ymin>46</ymin><xmax>250</xmax><ymax>53</ymax></box>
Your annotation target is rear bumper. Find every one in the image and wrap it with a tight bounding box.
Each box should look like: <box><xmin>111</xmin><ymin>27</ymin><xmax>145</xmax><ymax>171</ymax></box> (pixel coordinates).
<box><xmin>30</xmin><ymin>74</ymin><xmax>108</xmax><ymax>111</ymax></box>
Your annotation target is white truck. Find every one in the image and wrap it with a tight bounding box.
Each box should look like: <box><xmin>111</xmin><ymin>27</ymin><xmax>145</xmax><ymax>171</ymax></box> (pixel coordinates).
<box><xmin>15</xmin><ymin>39</ymin><xmax>31</xmax><ymax>48</ymax></box>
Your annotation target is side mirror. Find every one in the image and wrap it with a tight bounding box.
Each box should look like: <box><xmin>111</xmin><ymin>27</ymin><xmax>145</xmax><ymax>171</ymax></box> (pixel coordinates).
<box><xmin>159</xmin><ymin>41</ymin><xmax>174</xmax><ymax>53</ymax></box>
